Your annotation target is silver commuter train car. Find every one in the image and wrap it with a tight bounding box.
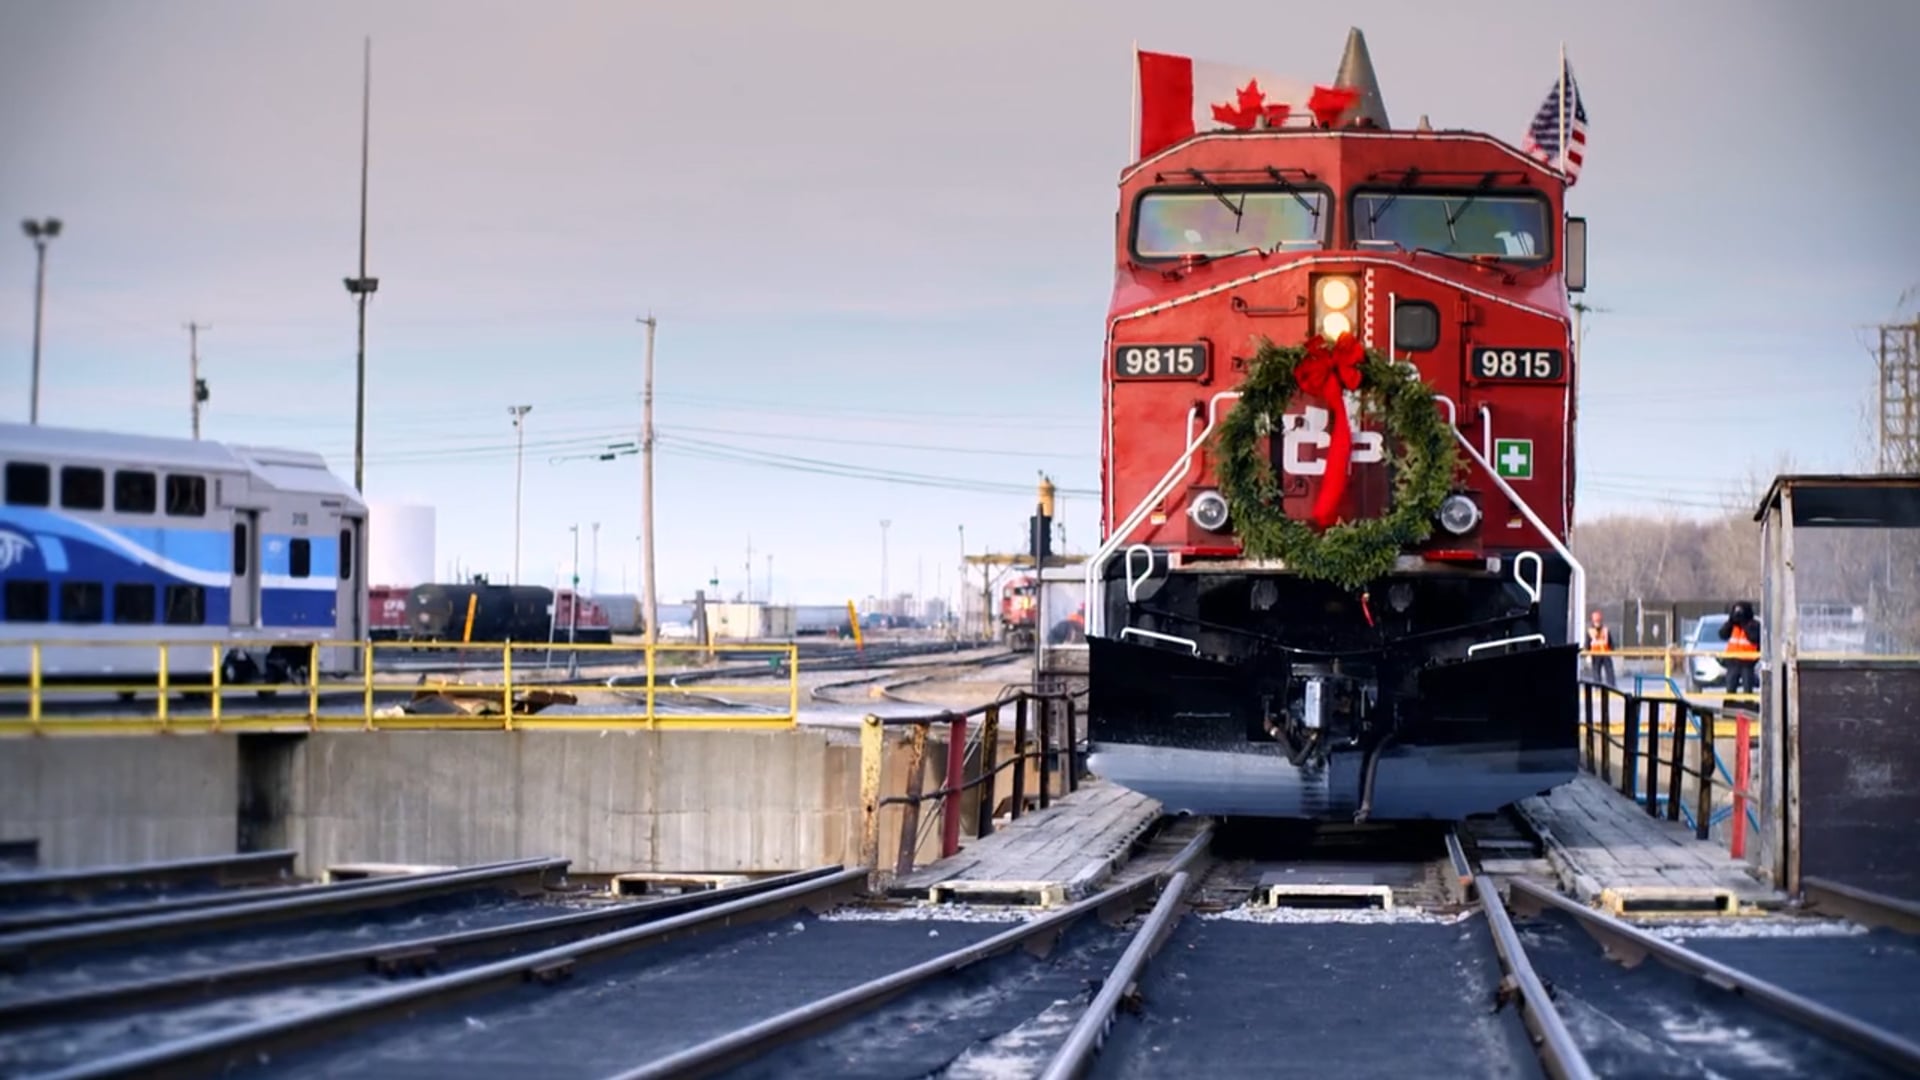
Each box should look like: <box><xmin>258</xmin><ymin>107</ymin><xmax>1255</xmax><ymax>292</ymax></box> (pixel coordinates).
<box><xmin>0</xmin><ymin>422</ymin><xmax>368</xmax><ymax>688</ymax></box>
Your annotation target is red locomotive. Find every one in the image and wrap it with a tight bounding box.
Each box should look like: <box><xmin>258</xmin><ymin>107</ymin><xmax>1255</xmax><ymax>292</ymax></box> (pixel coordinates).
<box><xmin>1086</xmin><ymin>31</ymin><xmax>1588</xmax><ymax>822</ymax></box>
<box><xmin>1001</xmin><ymin>576</ymin><xmax>1039</xmax><ymax>650</ymax></box>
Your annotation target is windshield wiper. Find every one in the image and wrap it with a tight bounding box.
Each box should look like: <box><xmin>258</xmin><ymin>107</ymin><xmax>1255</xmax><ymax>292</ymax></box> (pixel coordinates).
<box><xmin>1186</xmin><ymin>169</ymin><xmax>1245</xmax><ymax>225</ymax></box>
<box><xmin>1445</xmin><ymin>171</ymin><xmax>1500</xmax><ymax>228</ymax></box>
<box><xmin>1264</xmin><ymin>166</ymin><xmax>1320</xmax><ymax>222</ymax></box>
<box><xmin>1365</xmin><ymin>167</ymin><xmax>1422</xmax><ymax>227</ymax></box>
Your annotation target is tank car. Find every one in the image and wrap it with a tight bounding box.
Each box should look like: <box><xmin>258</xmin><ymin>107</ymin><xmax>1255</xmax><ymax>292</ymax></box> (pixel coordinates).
<box><xmin>406</xmin><ymin>582</ymin><xmax>553</xmax><ymax>643</ymax></box>
<box><xmin>1085</xmin><ymin>32</ymin><xmax>1588</xmax><ymax>822</ymax></box>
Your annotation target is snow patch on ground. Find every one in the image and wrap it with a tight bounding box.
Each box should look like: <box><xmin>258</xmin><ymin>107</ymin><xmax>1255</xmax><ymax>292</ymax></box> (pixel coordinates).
<box><xmin>818</xmin><ymin>903</ymin><xmax>1041</xmax><ymax>924</ymax></box>
<box><xmin>1643</xmin><ymin>916</ymin><xmax>1869</xmax><ymax>942</ymax></box>
<box><xmin>1199</xmin><ymin>903</ymin><xmax>1472</xmax><ymax>926</ymax></box>
<box><xmin>944</xmin><ymin>997</ymin><xmax>1085</xmax><ymax>1080</ymax></box>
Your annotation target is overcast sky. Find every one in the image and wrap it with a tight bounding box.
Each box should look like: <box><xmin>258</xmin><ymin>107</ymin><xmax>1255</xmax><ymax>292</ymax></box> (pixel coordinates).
<box><xmin>3</xmin><ymin>0</ymin><xmax>1917</xmax><ymax>606</ymax></box>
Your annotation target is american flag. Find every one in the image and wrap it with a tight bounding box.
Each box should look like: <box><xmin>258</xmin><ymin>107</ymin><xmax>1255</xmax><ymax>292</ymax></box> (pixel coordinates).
<box><xmin>1522</xmin><ymin>62</ymin><xmax>1588</xmax><ymax>186</ymax></box>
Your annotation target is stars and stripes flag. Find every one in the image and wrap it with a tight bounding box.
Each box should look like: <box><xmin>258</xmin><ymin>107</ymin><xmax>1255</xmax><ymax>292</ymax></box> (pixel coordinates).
<box><xmin>1522</xmin><ymin>55</ymin><xmax>1588</xmax><ymax>186</ymax></box>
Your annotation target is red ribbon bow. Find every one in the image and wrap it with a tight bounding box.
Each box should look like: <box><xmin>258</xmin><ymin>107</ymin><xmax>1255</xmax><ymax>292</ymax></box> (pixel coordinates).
<box><xmin>1294</xmin><ymin>332</ymin><xmax>1365</xmax><ymax>529</ymax></box>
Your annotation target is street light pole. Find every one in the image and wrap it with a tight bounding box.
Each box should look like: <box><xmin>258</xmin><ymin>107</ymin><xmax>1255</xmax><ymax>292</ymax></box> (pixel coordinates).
<box><xmin>20</xmin><ymin>218</ymin><xmax>60</xmax><ymax>425</ymax></box>
<box><xmin>185</xmin><ymin>321</ymin><xmax>210</xmax><ymax>439</ymax></box>
<box><xmin>343</xmin><ymin>36</ymin><xmax>378</xmax><ymax>493</ymax></box>
<box><xmin>591</xmin><ymin>522</ymin><xmax>600</xmax><ymax>595</ymax></box>
<box><xmin>638</xmin><ymin>314</ymin><xmax>659</xmax><ymax>648</ymax></box>
<box><xmin>569</xmin><ymin>523</ymin><xmax>580</xmax><ymax>647</ymax></box>
<box><xmin>508</xmin><ymin>405</ymin><xmax>531</xmax><ymax>584</ymax></box>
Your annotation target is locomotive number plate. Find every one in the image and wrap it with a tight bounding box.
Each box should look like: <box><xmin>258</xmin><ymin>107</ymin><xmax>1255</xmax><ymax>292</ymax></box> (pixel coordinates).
<box><xmin>1470</xmin><ymin>347</ymin><xmax>1564</xmax><ymax>382</ymax></box>
<box><xmin>1113</xmin><ymin>343</ymin><xmax>1209</xmax><ymax>380</ymax></box>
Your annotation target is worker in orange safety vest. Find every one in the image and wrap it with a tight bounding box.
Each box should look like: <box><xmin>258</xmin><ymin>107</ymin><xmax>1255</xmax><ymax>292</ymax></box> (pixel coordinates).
<box><xmin>1717</xmin><ymin>600</ymin><xmax>1762</xmax><ymax>696</ymax></box>
<box><xmin>1584</xmin><ymin>609</ymin><xmax>1615</xmax><ymax>686</ymax></box>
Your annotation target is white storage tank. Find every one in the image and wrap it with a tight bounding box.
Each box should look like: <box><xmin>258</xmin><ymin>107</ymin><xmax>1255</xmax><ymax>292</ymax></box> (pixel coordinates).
<box><xmin>367</xmin><ymin>501</ymin><xmax>436</xmax><ymax>587</ymax></box>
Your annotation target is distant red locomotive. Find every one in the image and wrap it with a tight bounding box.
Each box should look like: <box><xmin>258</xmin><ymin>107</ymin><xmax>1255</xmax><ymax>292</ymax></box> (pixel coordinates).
<box><xmin>1086</xmin><ymin>32</ymin><xmax>1589</xmax><ymax>822</ymax></box>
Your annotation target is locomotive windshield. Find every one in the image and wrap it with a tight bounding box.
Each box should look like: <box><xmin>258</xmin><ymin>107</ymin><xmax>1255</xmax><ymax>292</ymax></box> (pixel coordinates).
<box><xmin>1133</xmin><ymin>188</ymin><xmax>1328</xmax><ymax>259</ymax></box>
<box><xmin>1352</xmin><ymin>191</ymin><xmax>1550</xmax><ymax>261</ymax></box>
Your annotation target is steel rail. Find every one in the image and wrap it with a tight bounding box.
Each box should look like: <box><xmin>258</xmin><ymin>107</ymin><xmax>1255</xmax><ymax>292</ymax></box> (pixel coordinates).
<box><xmin>1800</xmin><ymin>876</ymin><xmax>1920</xmax><ymax>936</ymax></box>
<box><xmin>1509</xmin><ymin>877</ymin><xmax>1920</xmax><ymax>1075</ymax></box>
<box><xmin>0</xmin><ymin>854</ymin><xmax>538</xmax><ymax>936</ymax></box>
<box><xmin>1475</xmin><ymin>875</ymin><xmax>1596</xmax><ymax>1080</ymax></box>
<box><xmin>0</xmin><ymin>850</ymin><xmax>297</xmax><ymax>905</ymax></box>
<box><xmin>1036</xmin><ymin>869</ymin><xmax>1194</xmax><ymax>1080</ymax></box>
<box><xmin>0</xmin><ymin>856</ymin><xmax>567</xmax><ymax>971</ymax></box>
<box><xmin>609</xmin><ymin>822</ymin><xmax>1216</xmax><ymax>1080</ymax></box>
<box><xmin>0</xmin><ymin>865</ymin><xmax>847</xmax><ymax>1030</ymax></box>
<box><xmin>34</xmin><ymin>867</ymin><xmax>869</xmax><ymax>1080</ymax></box>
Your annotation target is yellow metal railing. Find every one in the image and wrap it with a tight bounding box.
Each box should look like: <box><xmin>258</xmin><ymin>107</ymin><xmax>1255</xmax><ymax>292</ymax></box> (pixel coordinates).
<box><xmin>0</xmin><ymin>638</ymin><xmax>799</xmax><ymax>735</ymax></box>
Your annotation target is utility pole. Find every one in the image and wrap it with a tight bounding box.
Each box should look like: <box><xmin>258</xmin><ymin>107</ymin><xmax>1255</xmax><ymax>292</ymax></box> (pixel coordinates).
<box><xmin>879</xmin><ymin>519</ymin><xmax>892</xmax><ymax>617</ymax></box>
<box><xmin>766</xmin><ymin>553</ymin><xmax>773</xmax><ymax>606</ymax></box>
<box><xmin>569</xmin><ymin>524</ymin><xmax>581</xmax><ymax>645</ymax></box>
<box><xmin>745</xmin><ymin>534</ymin><xmax>754</xmax><ymax>604</ymax></box>
<box><xmin>508</xmin><ymin>405</ymin><xmax>531</xmax><ymax>584</ymax></box>
<box><xmin>638</xmin><ymin>314</ymin><xmax>660</xmax><ymax>648</ymax></box>
<box><xmin>590</xmin><ymin>522</ymin><xmax>600</xmax><ymax>595</ymax></box>
<box><xmin>185</xmin><ymin>321</ymin><xmax>210</xmax><ymax>439</ymax></box>
<box><xmin>21</xmin><ymin>218</ymin><xmax>60</xmax><ymax>424</ymax></box>
<box><xmin>343</xmin><ymin>36</ymin><xmax>378</xmax><ymax>492</ymax></box>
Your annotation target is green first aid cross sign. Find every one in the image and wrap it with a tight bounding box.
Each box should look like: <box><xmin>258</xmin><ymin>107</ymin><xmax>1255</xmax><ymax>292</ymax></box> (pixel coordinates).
<box><xmin>1494</xmin><ymin>438</ymin><xmax>1534</xmax><ymax>480</ymax></box>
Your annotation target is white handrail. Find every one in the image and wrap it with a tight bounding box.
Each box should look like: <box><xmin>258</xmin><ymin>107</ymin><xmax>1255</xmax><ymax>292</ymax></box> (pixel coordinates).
<box><xmin>1086</xmin><ymin>391</ymin><xmax>1241</xmax><ymax>637</ymax></box>
<box><xmin>1438</xmin><ymin>396</ymin><xmax>1585</xmax><ymax>645</ymax></box>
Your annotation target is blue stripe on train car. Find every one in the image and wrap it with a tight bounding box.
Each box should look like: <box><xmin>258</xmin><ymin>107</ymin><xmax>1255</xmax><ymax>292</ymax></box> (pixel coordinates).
<box><xmin>0</xmin><ymin>509</ymin><xmax>229</xmax><ymax>586</ymax></box>
<box><xmin>109</xmin><ymin>525</ymin><xmax>230</xmax><ymax>575</ymax></box>
<box><xmin>258</xmin><ymin>534</ymin><xmax>341</xmax><ymax>579</ymax></box>
<box><xmin>260</xmin><ymin>588</ymin><xmax>337</xmax><ymax>627</ymax></box>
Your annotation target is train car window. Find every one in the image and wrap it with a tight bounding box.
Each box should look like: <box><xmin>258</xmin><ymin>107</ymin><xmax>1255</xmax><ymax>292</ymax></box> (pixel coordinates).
<box><xmin>1132</xmin><ymin>187</ymin><xmax>1329</xmax><ymax>260</ymax></box>
<box><xmin>3</xmin><ymin>462</ymin><xmax>51</xmax><ymax>507</ymax></box>
<box><xmin>338</xmin><ymin>529</ymin><xmax>354</xmax><ymax>580</ymax></box>
<box><xmin>163</xmin><ymin>584</ymin><xmax>206</xmax><ymax>626</ymax></box>
<box><xmin>164</xmin><ymin>474</ymin><xmax>208</xmax><ymax>517</ymax></box>
<box><xmin>3</xmin><ymin>580</ymin><xmax>49</xmax><ymax>622</ymax></box>
<box><xmin>1350</xmin><ymin>191</ymin><xmax>1551</xmax><ymax>263</ymax></box>
<box><xmin>290</xmin><ymin>538</ymin><xmax>312</xmax><ymax>578</ymax></box>
<box><xmin>58</xmin><ymin>581</ymin><xmax>104</xmax><ymax>624</ymax></box>
<box><xmin>114</xmin><ymin>470</ymin><xmax>157</xmax><ymax>514</ymax></box>
<box><xmin>233</xmin><ymin>524</ymin><xmax>250</xmax><ymax>576</ymax></box>
<box><xmin>113</xmin><ymin>583</ymin><xmax>157</xmax><ymax>624</ymax></box>
<box><xmin>59</xmin><ymin>466</ymin><xmax>107</xmax><ymax>510</ymax></box>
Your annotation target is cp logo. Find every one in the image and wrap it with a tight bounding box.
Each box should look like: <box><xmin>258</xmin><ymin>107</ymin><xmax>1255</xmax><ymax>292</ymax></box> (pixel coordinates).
<box><xmin>1279</xmin><ymin>400</ymin><xmax>1384</xmax><ymax>476</ymax></box>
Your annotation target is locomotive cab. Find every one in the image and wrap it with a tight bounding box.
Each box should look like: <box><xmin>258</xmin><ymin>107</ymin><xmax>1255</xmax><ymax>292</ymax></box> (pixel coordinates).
<box><xmin>1086</xmin><ymin>33</ymin><xmax>1588</xmax><ymax>823</ymax></box>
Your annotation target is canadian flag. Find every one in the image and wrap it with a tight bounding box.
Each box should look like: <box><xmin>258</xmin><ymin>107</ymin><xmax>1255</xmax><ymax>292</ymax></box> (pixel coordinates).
<box><xmin>1134</xmin><ymin>48</ymin><xmax>1354</xmax><ymax>160</ymax></box>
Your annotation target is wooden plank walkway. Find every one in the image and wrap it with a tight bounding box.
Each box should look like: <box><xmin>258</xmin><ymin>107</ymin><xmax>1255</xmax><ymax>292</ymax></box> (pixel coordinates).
<box><xmin>888</xmin><ymin>780</ymin><xmax>1162</xmax><ymax>906</ymax></box>
<box><xmin>1517</xmin><ymin>774</ymin><xmax>1784</xmax><ymax>915</ymax></box>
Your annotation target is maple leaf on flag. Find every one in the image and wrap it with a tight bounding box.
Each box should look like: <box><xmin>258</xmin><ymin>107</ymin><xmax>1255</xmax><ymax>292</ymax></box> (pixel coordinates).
<box><xmin>1211</xmin><ymin>79</ymin><xmax>1291</xmax><ymax>130</ymax></box>
<box><xmin>1307</xmin><ymin>84</ymin><xmax>1361</xmax><ymax>127</ymax></box>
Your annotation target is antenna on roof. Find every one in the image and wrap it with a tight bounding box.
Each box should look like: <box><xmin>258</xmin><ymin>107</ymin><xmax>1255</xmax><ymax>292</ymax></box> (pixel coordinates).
<box><xmin>1333</xmin><ymin>27</ymin><xmax>1390</xmax><ymax>129</ymax></box>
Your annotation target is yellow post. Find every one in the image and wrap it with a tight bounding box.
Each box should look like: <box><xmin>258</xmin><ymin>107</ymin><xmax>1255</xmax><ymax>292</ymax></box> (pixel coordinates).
<box><xmin>28</xmin><ymin>642</ymin><xmax>41</xmax><ymax>729</ymax></box>
<box><xmin>307</xmin><ymin>642</ymin><xmax>320</xmax><ymax>728</ymax></box>
<box><xmin>462</xmin><ymin>592</ymin><xmax>478</xmax><ymax>643</ymax></box>
<box><xmin>859</xmin><ymin>714</ymin><xmax>884</xmax><ymax>883</ymax></box>
<box><xmin>847</xmin><ymin>600</ymin><xmax>864</xmax><ymax>651</ymax></box>
<box><xmin>363</xmin><ymin>641</ymin><xmax>375</xmax><ymax>730</ymax></box>
<box><xmin>502</xmin><ymin>644</ymin><xmax>515</xmax><ymax>729</ymax></box>
<box><xmin>157</xmin><ymin>643</ymin><xmax>170</xmax><ymax>729</ymax></box>
<box><xmin>210</xmin><ymin>645</ymin><xmax>223</xmax><ymax>731</ymax></box>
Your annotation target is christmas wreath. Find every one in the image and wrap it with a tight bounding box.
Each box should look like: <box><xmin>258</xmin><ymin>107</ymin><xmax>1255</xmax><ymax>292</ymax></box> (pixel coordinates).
<box><xmin>1211</xmin><ymin>332</ymin><xmax>1460</xmax><ymax>591</ymax></box>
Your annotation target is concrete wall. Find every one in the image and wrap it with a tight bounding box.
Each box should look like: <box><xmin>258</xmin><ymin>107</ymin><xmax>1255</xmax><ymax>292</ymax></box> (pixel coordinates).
<box><xmin>0</xmin><ymin>737</ymin><xmax>238</xmax><ymax>869</ymax></box>
<box><xmin>280</xmin><ymin>729</ymin><xmax>867</xmax><ymax>875</ymax></box>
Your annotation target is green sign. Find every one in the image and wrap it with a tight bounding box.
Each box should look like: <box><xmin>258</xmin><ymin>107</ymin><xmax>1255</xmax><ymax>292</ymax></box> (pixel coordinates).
<box><xmin>1493</xmin><ymin>438</ymin><xmax>1534</xmax><ymax>480</ymax></box>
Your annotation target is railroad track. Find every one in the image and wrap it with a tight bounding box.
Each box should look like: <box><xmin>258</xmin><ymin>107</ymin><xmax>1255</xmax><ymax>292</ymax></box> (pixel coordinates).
<box><xmin>11</xmin><ymin>825</ymin><xmax>1915</xmax><ymax>1079</ymax></box>
<box><xmin>0</xmin><ymin>850</ymin><xmax>297</xmax><ymax>913</ymax></box>
<box><xmin>806</xmin><ymin>648</ymin><xmax>1030</xmax><ymax>706</ymax></box>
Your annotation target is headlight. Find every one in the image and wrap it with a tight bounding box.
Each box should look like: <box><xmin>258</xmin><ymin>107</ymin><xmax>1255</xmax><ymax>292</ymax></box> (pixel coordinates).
<box><xmin>1189</xmin><ymin>490</ymin><xmax>1230</xmax><ymax>532</ymax></box>
<box><xmin>1313</xmin><ymin>273</ymin><xmax>1359</xmax><ymax>341</ymax></box>
<box><xmin>1438</xmin><ymin>494</ymin><xmax>1480</xmax><ymax>535</ymax></box>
